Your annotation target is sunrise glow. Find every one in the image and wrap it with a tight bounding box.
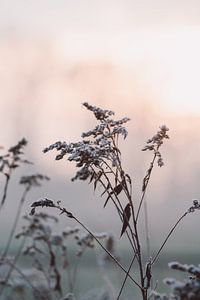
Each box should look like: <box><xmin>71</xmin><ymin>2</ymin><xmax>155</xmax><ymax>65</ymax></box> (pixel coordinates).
<box><xmin>58</xmin><ymin>26</ymin><xmax>200</xmax><ymax>116</ymax></box>
<box><xmin>159</xmin><ymin>27</ymin><xmax>200</xmax><ymax>115</ymax></box>
<box><xmin>113</xmin><ymin>26</ymin><xmax>200</xmax><ymax>116</ymax></box>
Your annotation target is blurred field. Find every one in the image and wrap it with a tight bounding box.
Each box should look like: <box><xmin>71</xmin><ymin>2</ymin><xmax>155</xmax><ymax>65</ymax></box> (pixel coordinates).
<box><xmin>4</xmin><ymin>243</ymin><xmax>199</xmax><ymax>299</ymax></box>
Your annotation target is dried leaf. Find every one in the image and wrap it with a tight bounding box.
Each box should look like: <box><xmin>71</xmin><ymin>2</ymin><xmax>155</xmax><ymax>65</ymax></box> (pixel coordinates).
<box><xmin>60</xmin><ymin>208</ymin><xmax>74</xmax><ymax>218</ymax></box>
<box><xmin>29</xmin><ymin>207</ymin><xmax>36</xmax><ymax>216</ymax></box>
<box><xmin>125</xmin><ymin>174</ymin><xmax>132</xmax><ymax>185</ymax></box>
<box><xmin>89</xmin><ymin>171</ymin><xmax>95</xmax><ymax>184</ymax></box>
<box><xmin>94</xmin><ymin>171</ymin><xmax>102</xmax><ymax>191</ymax></box>
<box><xmin>103</xmin><ymin>192</ymin><xmax>112</xmax><ymax>208</ymax></box>
<box><xmin>101</xmin><ymin>183</ymin><xmax>110</xmax><ymax>197</ymax></box>
<box><xmin>113</xmin><ymin>146</ymin><xmax>121</xmax><ymax>155</ymax></box>
<box><xmin>103</xmin><ymin>183</ymin><xmax>123</xmax><ymax>208</ymax></box>
<box><xmin>142</xmin><ymin>176</ymin><xmax>148</xmax><ymax>192</ymax></box>
<box><xmin>114</xmin><ymin>183</ymin><xmax>123</xmax><ymax>195</ymax></box>
<box><xmin>31</xmin><ymin>198</ymin><xmax>55</xmax><ymax>208</ymax></box>
<box><xmin>145</xmin><ymin>261</ymin><xmax>152</xmax><ymax>289</ymax></box>
<box><xmin>10</xmin><ymin>164</ymin><xmax>19</xmax><ymax>169</ymax></box>
<box><xmin>120</xmin><ymin>203</ymin><xmax>131</xmax><ymax>237</ymax></box>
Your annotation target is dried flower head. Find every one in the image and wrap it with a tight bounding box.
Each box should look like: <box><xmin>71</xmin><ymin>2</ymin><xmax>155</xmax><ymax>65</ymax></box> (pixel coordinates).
<box><xmin>0</xmin><ymin>138</ymin><xmax>32</xmax><ymax>209</ymax></box>
<box><xmin>75</xmin><ymin>231</ymin><xmax>108</xmax><ymax>256</ymax></box>
<box><xmin>142</xmin><ymin>125</ymin><xmax>169</xmax><ymax>167</ymax></box>
<box><xmin>62</xmin><ymin>226</ymin><xmax>80</xmax><ymax>238</ymax></box>
<box><xmin>159</xmin><ymin>261</ymin><xmax>200</xmax><ymax>300</ymax></box>
<box><xmin>20</xmin><ymin>174</ymin><xmax>50</xmax><ymax>188</ymax></box>
<box><xmin>82</xmin><ymin>102</ymin><xmax>114</xmax><ymax>120</ymax></box>
<box><xmin>188</xmin><ymin>199</ymin><xmax>200</xmax><ymax>213</ymax></box>
<box><xmin>0</xmin><ymin>138</ymin><xmax>30</xmax><ymax>173</ymax></box>
<box><xmin>43</xmin><ymin>103</ymin><xmax>130</xmax><ymax>182</ymax></box>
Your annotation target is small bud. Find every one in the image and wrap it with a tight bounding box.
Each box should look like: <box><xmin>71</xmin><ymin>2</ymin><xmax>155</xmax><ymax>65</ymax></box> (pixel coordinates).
<box><xmin>193</xmin><ymin>199</ymin><xmax>199</xmax><ymax>206</ymax></box>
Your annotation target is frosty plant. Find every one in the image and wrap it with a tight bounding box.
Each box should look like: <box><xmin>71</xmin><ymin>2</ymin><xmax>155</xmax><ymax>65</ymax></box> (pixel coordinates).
<box><xmin>30</xmin><ymin>102</ymin><xmax>196</xmax><ymax>299</ymax></box>
<box><xmin>0</xmin><ymin>138</ymin><xmax>30</xmax><ymax>210</ymax></box>
<box><xmin>0</xmin><ymin>140</ymin><xmax>50</xmax><ymax>299</ymax></box>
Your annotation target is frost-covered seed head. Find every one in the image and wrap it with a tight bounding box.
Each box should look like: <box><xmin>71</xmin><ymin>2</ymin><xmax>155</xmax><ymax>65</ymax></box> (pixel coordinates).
<box><xmin>188</xmin><ymin>199</ymin><xmax>200</xmax><ymax>213</ymax></box>
<box><xmin>43</xmin><ymin>103</ymin><xmax>130</xmax><ymax>181</ymax></box>
<box><xmin>82</xmin><ymin>102</ymin><xmax>114</xmax><ymax>120</ymax></box>
<box><xmin>20</xmin><ymin>174</ymin><xmax>50</xmax><ymax>187</ymax></box>
<box><xmin>142</xmin><ymin>125</ymin><xmax>169</xmax><ymax>167</ymax></box>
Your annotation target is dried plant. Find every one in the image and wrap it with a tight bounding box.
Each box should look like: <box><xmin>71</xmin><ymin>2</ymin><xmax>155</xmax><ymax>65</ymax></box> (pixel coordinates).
<box><xmin>15</xmin><ymin>211</ymin><xmax>110</xmax><ymax>298</ymax></box>
<box><xmin>31</xmin><ymin>103</ymin><xmax>172</xmax><ymax>299</ymax></box>
<box><xmin>2</xmin><ymin>173</ymin><xmax>50</xmax><ymax>259</ymax></box>
<box><xmin>150</xmin><ymin>260</ymin><xmax>200</xmax><ymax>299</ymax></box>
<box><xmin>1</xmin><ymin>103</ymin><xmax>199</xmax><ymax>300</ymax></box>
<box><xmin>0</xmin><ymin>138</ymin><xmax>31</xmax><ymax>210</ymax></box>
<box><xmin>0</xmin><ymin>140</ymin><xmax>51</xmax><ymax>299</ymax></box>
<box><xmin>34</xmin><ymin>103</ymin><xmax>200</xmax><ymax>300</ymax></box>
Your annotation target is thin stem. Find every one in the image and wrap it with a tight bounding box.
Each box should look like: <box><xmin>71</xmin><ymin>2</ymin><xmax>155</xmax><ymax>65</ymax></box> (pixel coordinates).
<box><xmin>2</xmin><ymin>186</ymin><xmax>30</xmax><ymax>258</ymax></box>
<box><xmin>52</xmin><ymin>203</ymin><xmax>142</xmax><ymax>290</ymax></box>
<box><xmin>95</xmin><ymin>134</ymin><xmax>136</xmax><ymax>251</ymax></box>
<box><xmin>117</xmin><ymin>253</ymin><xmax>137</xmax><ymax>300</ymax></box>
<box><xmin>111</xmin><ymin>134</ymin><xmax>146</xmax><ymax>298</ymax></box>
<box><xmin>96</xmin><ymin>168</ymin><xmax>144</xmax><ymax>293</ymax></box>
<box><xmin>73</xmin><ymin>215</ymin><xmax>142</xmax><ymax>290</ymax></box>
<box><xmin>0</xmin><ymin>236</ymin><xmax>26</xmax><ymax>297</ymax></box>
<box><xmin>92</xmin><ymin>166</ymin><xmax>137</xmax><ymax>253</ymax></box>
<box><xmin>0</xmin><ymin>154</ymin><xmax>16</xmax><ymax>211</ymax></box>
<box><xmin>0</xmin><ymin>173</ymin><xmax>10</xmax><ymax>210</ymax></box>
<box><xmin>120</xmin><ymin>171</ymin><xmax>145</xmax><ymax>296</ymax></box>
<box><xmin>152</xmin><ymin>211</ymin><xmax>188</xmax><ymax>265</ymax></box>
<box><xmin>136</xmin><ymin>152</ymin><xmax>157</xmax><ymax>222</ymax></box>
<box><xmin>144</xmin><ymin>197</ymin><xmax>150</xmax><ymax>258</ymax></box>
<box><xmin>45</xmin><ymin>239</ymin><xmax>62</xmax><ymax>295</ymax></box>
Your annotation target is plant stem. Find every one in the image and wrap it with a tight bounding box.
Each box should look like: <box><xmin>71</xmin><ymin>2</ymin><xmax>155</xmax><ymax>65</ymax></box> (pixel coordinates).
<box><xmin>92</xmin><ymin>166</ymin><xmax>137</xmax><ymax>253</ymax></box>
<box><xmin>2</xmin><ymin>186</ymin><xmax>30</xmax><ymax>258</ymax></box>
<box><xmin>111</xmin><ymin>134</ymin><xmax>147</xmax><ymax>299</ymax></box>
<box><xmin>53</xmin><ymin>203</ymin><xmax>142</xmax><ymax>291</ymax></box>
<box><xmin>152</xmin><ymin>211</ymin><xmax>188</xmax><ymax>265</ymax></box>
<box><xmin>136</xmin><ymin>152</ymin><xmax>157</xmax><ymax>222</ymax></box>
<box><xmin>144</xmin><ymin>197</ymin><xmax>150</xmax><ymax>258</ymax></box>
<box><xmin>0</xmin><ymin>173</ymin><xmax>10</xmax><ymax>210</ymax></box>
<box><xmin>73</xmin><ymin>216</ymin><xmax>142</xmax><ymax>290</ymax></box>
<box><xmin>117</xmin><ymin>253</ymin><xmax>137</xmax><ymax>300</ymax></box>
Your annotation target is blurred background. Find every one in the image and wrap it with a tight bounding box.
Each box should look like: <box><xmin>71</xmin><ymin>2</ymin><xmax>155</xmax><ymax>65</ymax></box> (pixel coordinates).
<box><xmin>0</xmin><ymin>0</ymin><xmax>200</xmax><ymax>281</ymax></box>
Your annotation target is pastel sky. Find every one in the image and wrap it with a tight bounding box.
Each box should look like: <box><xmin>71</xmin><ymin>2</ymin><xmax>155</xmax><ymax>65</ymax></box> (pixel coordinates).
<box><xmin>1</xmin><ymin>0</ymin><xmax>200</xmax><ymax>32</ymax></box>
<box><xmin>1</xmin><ymin>0</ymin><xmax>200</xmax><ymax>115</ymax></box>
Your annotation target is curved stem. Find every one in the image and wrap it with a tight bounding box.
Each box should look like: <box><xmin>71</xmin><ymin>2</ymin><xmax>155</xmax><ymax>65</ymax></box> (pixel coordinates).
<box><xmin>53</xmin><ymin>202</ymin><xmax>142</xmax><ymax>291</ymax></box>
<box><xmin>152</xmin><ymin>211</ymin><xmax>188</xmax><ymax>265</ymax></box>
<box><xmin>73</xmin><ymin>216</ymin><xmax>141</xmax><ymax>289</ymax></box>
